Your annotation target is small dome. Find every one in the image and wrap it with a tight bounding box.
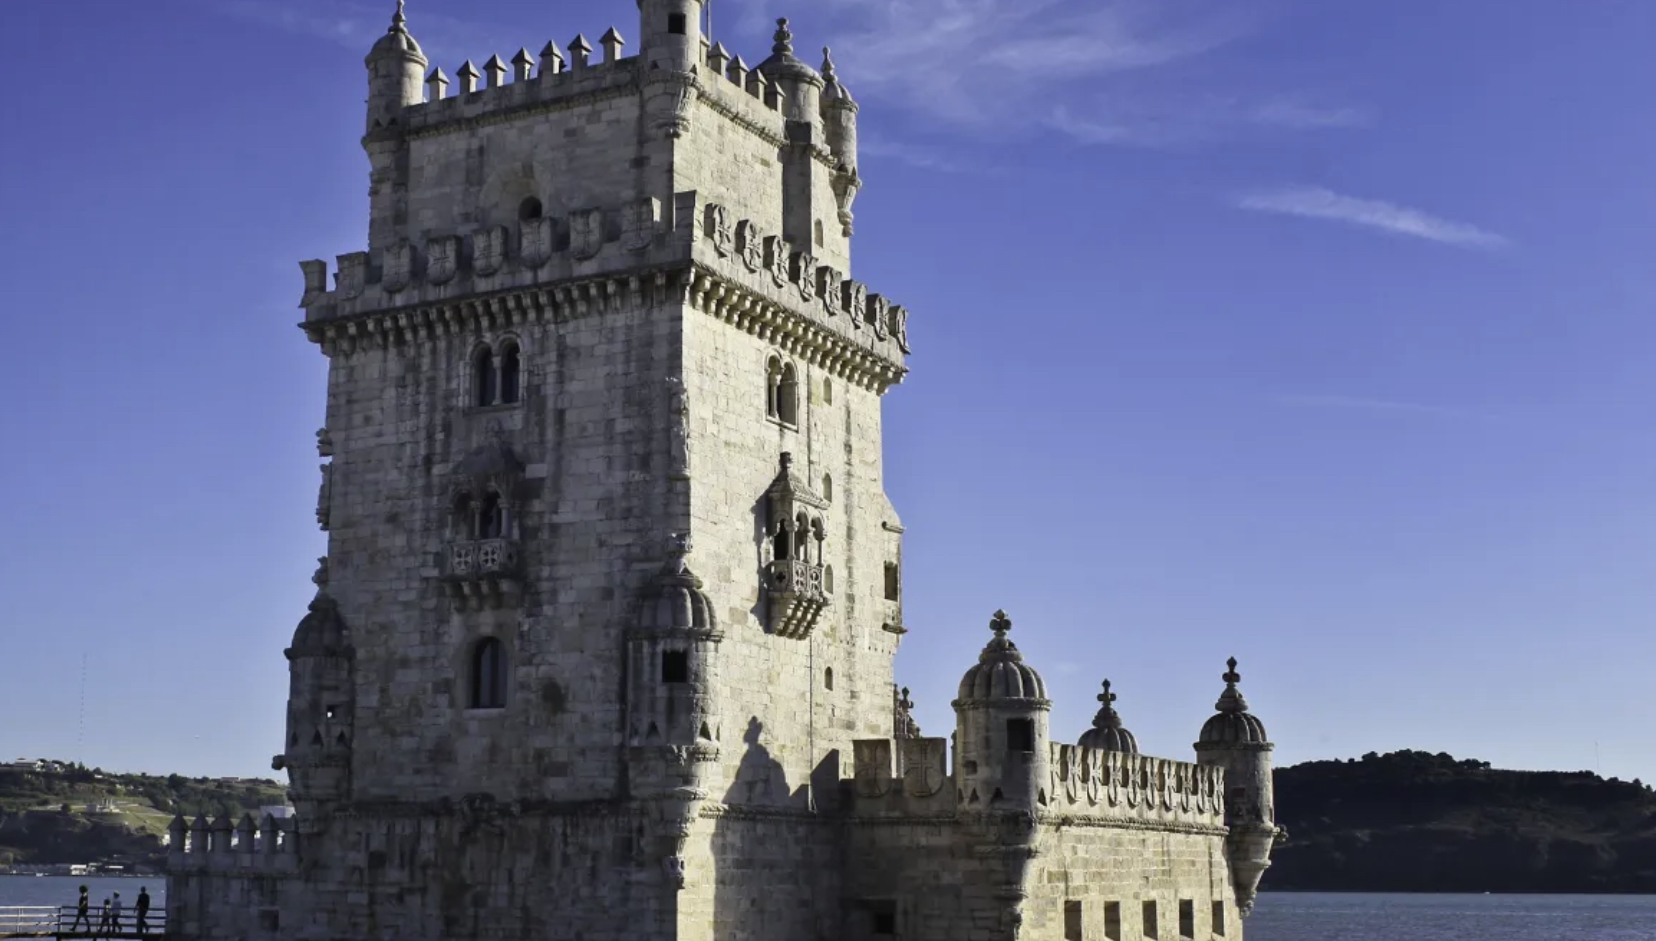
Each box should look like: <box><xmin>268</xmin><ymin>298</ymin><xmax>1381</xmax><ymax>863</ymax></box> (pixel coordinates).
<box><xmin>1078</xmin><ymin>679</ymin><xmax>1138</xmax><ymax>754</ymax></box>
<box><xmin>640</xmin><ymin>551</ymin><xmax>718</xmax><ymax>636</ymax></box>
<box><xmin>367</xmin><ymin>1</ymin><xmax>425</xmax><ymax>62</ymax></box>
<box><xmin>288</xmin><ymin>561</ymin><xmax>351</xmax><ymax>655</ymax></box>
<box><xmin>955</xmin><ymin>610</ymin><xmax>1048</xmax><ymax>703</ymax></box>
<box><xmin>820</xmin><ymin>47</ymin><xmax>856</xmax><ymax>105</ymax></box>
<box><xmin>1198</xmin><ymin>658</ymin><xmax>1270</xmax><ymax>745</ymax></box>
<box><xmin>757</xmin><ymin>19</ymin><xmax>822</xmax><ymax>86</ymax></box>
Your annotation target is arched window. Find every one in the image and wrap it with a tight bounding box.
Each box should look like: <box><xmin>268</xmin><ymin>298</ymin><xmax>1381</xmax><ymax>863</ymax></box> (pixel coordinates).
<box><xmin>824</xmin><ymin>565</ymin><xmax>834</xmax><ymax>594</ymax></box>
<box><xmin>470</xmin><ymin>638</ymin><xmax>507</xmax><ymax>709</ymax></box>
<box><xmin>823</xmin><ymin>377</ymin><xmax>832</xmax><ymax>405</ymax></box>
<box><xmin>765</xmin><ymin>356</ymin><xmax>782</xmax><ymax>419</ymax></box>
<box><xmin>824</xmin><ymin>667</ymin><xmax>834</xmax><ymax>691</ymax></box>
<box><xmin>814</xmin><ymin>219</ymin><xmax>825</xmax><ymax>248</ymax></box>
<box><xmin>884</xmin><ymin>562</ymin><xmax>900</xmax><ymax>602</ymax></box>
<box><xmin>473</xmin><ymin>347</ymin><xmax>497</xmax><ymax>407</ymax></box>
<box><xmin>796</xmin><ymin>513</ymin><xmax>811</xmax><ymax>563</ymax></box>
<box><xmin>778</xmin><ymin>363</ymin><xmax>799</xmax><ymax>425</ymax></box>
<box><xmin>479</xmin><ymin>492</ymin><xmax>504</xmax><ymax>540</ymax></box>
<box><xmin>773</xmin><ymin>520</ymin><xmax>792</xmax><ymax>562</ymax></box>
<box><xmin>452</xmin><ymin>493</ymin><xmax>477</xmax><ymax>539</ymax></box>
<box><xmin>822</xmin><ymin>474</ymin><xmax>833</xmax><ymax>503</ymax></box>
<box><xmin>519</xmin><ymin>197</ymin><xmax>544</xmax><ymax>221</ymax></box>
<box><xmin>499</xmin><ymin>341</ymin><xmax>522</xmax><ymax>404</ymax></box>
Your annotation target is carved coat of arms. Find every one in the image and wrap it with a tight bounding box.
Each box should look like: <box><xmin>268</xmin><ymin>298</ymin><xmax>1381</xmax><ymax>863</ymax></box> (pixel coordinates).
<box><xmin>336</xmin><ymin>253</ymin><xmax>368</xmax><ymax>298</ymax></box>
<box><xmin>426</xmin><ymin>237</ymin><xmax>458</xmax><ymax>285</ymax></box>
<box><xmin>737</xmin><ymin>220</ymin><xmax>764</xmax><ymax>273</ymax></box>
<box><xmin>706</xmin><ymin>204</ymin><xmax>732</xmax><ymax>257</ymax></box>
<box><xmin>570</xmin><ymin>209</ymin><xmax>605</xmax><ymax>261</ymax></box>
<box><xmin>791</xmin><ymin>252</ymin><xmax>817</xmax><ymax>303</ymax></box>
<box><xmin>622</xmin><ymin>198</ymin><xmax>659</xmax><ymax>253</ymax></box>
<box><xmin>382</xmin><ymin>241</ymin><xmax>413</xmax><ymax>293</ymax></box>
<box><xmin>763</xmin><ymin>236</ymin><xmax>789</xmax><ymax>288</ymax></box>
<box><xmin>473</xmin><ymin>226</ymin><xmax>506</xmax><ymax>277</ymax></box>
<box><xmin>845</xmin><ymin>281</ymin><xmax>868</xmax><ymax>329</ymax></box>
<box><xmin>520</xmin><ymin>217</ymin><xmax>554</xmax><ymax>268</ymax></box>
<box><xmin>817</xmin><ymin>267</ymin><xmax>844</xmax><ymax>316</ymax></box>
<box><xmin>869</xmin><ymin>294</ymin><xmax>890</xmax><ymax>340</ymax></box>
<box><xmin>891</xmin><ymin>305</ymin><xmax>911</xmax><ymax>354</ymax></box>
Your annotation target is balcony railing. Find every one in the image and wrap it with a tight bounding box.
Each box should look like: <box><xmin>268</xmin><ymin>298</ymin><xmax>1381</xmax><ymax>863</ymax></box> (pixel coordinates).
<box><xmin>765</xmin><ymin>559</ymin><xmax>828</xmax><ymax>640</ymax></box>
<box><xmin>440</xmin><ymin>538</ymin><xmax>523</xmax><ymax>608</ymax></box>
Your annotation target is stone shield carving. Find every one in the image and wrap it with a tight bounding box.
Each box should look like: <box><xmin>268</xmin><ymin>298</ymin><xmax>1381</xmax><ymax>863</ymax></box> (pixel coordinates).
<box><xmin>869</xmin><ymin>294</ymin><xmax>890</xmax><ymax>341</ymax></box>
<box><xmin>426</xmin><ymin>237</ymin><xmax>458</xmax><ymax>285</ymax></box>
<box><xmin>474</xmin><ymin>225</ymin><xmax>506</xmax><ymax>277</ymax></box>
<box><xmin>706</xmin><ymin>204</ymin><xmax>733</xmax><ymax>257</ymax></box>
<box><xmin>845</xmin><ymin>281</ymin><xmax>868</xmax><ymax>330</ymax></box>
<box><xmin>336</xmin><ymin>253</ymin><xmax>367</xmax><ymax>298</ymax></box>
<box><xmin>520</xmin><ymin>217</ymin><xmax>555</xmax><ymax>268</ymax></box>
<box><xmin>382</xmin><ymin>241</ymin><xmax>413</xmax><ymax>293</ymax></box>
<box><xmin>792</xmin><ymin>252</ymin><xmax>817</xmax><ymax>303</ymax></box>
<box><xmin>891</xmin><ymin>305</ymin><xmax>911</xmax><ymax>354</ymax></box>
<box><xmin>763</xmin><ymin>236</ymin><xmax>789</xmax><ymax>288</ymax></box>
<box><xmin>623</xmin><ymin>198</ymin><xmax>659</xmax><ymax>253</ymax></box>
<box><xmin>570</xmin><ymin>209</ymin><xmax>604</xmax><ymax>261</ymax></box>
<box><xmin>737</xmin><ymin>220</ymin><xmax>764</xmax><ymax>273</ymax></box>
<box><xmin>817</xmin><ymin>267</ymin><xmax>844</xmax><ymax>316</ymax></box>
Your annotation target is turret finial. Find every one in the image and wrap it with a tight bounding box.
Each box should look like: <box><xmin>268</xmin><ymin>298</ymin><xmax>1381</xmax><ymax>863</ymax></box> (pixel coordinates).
<box><xmin>1216</xmin><ymin>656</ymin><xmax>1250</xmax><ymax>713</ymax></box>
<box><xmin>990</xmin><ymin>609</ymin><xmax>1011</xmax><ymax>636</ymax></box>
<box><xmin>773</xmin><ymin>18</ymin><xmax>795</xmax><ymax>56</ymax></box>
<box><xmin>390</xmin><ymin>0</ymin><xmax>407</xmax><ymax>33</ymax></box>
<box><xmin>1088</xmin><ymin>678</ymin><xmax>1127</xmax><ymax>734</ymax></box>
<box><xmin>1097</xmin><ymin>679</ymin><xmax>1116</xmax><ymax>709</ymax></box>
<box><xmin>821</xmin><ymin>46</ymin><xmax>837</xmax><ymax>82</ymax></box>
<box><xmin>1224</xmin><ymin>657</ymin><xmax>1241</xmax><ymax>685</ymax></box>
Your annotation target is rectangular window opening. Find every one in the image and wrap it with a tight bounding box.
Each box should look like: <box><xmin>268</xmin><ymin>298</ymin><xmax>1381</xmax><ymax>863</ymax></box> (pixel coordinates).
<box><xmin>1211</xmin><ymin>901</ymin><xmax>1225</xmax><ymax>937</ymax></box>
<box><xmin>1104</xmin><ymin>902</ymin><xmax>1122</xmax><ymax>941</ymax></box>
<box><xmin>1142</xmin><ymin>900</ymin><xmax>1158</xmax><ymax>940</ymax></box>
<box><xmin>1006</xmin><ymin>718</ymin><xmax>1035</xmax><ymax>753</ymax></box>
<box><xmin>661</xmin><ymin>650</ymin><xmax>690</xmax><ymax>684</ymax></box>
<box><xmin>1178</xmin><ymin>900</ymin><xmax>1194</xmax><ymax>939</ymax></box>
<box><xmin>883</xmin><ymin>562</ymin><xmax>900</xmax><ymax>601</ymax></box>
<box><xmin>869</xmin><ymin>900</ymin><xmax>897</xmax><ymax>936</ymax></box>
<box><xmin>324</xmin><ymin>704</ymin><xmax>339</xmax><ymax>720</ymax></box>
<box><xmin>1064</xmin><ymin>900</ymin><xmax>1083</xmax><ymax>941</ymax></box>
<box><xmin>668</xmin><ymin>13</ymin><xmax>688</xmax><ymax>34</ymax></box>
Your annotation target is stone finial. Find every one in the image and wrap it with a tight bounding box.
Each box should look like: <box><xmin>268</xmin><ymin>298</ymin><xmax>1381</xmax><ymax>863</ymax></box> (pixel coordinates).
<box><xmin>456</xmin><ymin>59</ymin><xmax>481</xmax><ymax>94</ymax></box>
<box><xmin>708</xmin><ymin>42</ymin><xmax>732</xmax><ymax>75</ymax></box>
<box><xmin>511</xmin><ymin>48</ymin><xmax>536</xmax><ymax>82</ymax></box>
<box><xmin>600</xmin><ymin>27</ymin><xmax>626</xmax><ymax>63</ymax></box>
<box><xmin>389</xmin><ymin>0</ymin><xmax>407</xmax><ymax>34</ymax></box>
<box><xmin>425</xmin><ymin>66</ymin><xmax>449</xmax><ymax>101</ymax></box>
<box><xmin>483</xmin><ymin>53</ymin><xmax>508</xmax><ymax>87</ymax></box>
<box><xmin>539</xmin><ymin>41</ymin><xmax>565</xmax><ymax>76</ymax></box>
<box><xmin>1216</xmin><ymin>656</ymin><xmax>1250</xmax><ymax>713</ymax></box>
<box><xmin>772</xmin><ymin>17</ymin><xmax>794</xmax><ymax>56</ymax></box>
<box><xmin>821</xmin><ymin>46</ymin><xmax>837</xmax><ymax>83</ymax></box>
<box><xmin>569</xmin><ymin>34</ymin><xmax>593</xmax><ymax>70</ymax></box>
<box><xmin>990</xmin><ymin>609</ymin><xmax>1011</xmax><ymax>637</ymax></box>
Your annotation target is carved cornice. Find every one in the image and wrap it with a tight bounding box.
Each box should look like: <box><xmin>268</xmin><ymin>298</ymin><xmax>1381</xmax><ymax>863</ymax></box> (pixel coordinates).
<box><xmin>403</xmin><ymin>73</ymin><xmax>640</xmax><ymax>142</ymax></box>
<box><xmin>687</xmin><ymin>265</ymin><xmax>906</xmax><ymax>393</ymax></box>
<box><xmin>300</xmin><ymin>268</ymin><xmax>688</xmax><ymax>357</ymax></box>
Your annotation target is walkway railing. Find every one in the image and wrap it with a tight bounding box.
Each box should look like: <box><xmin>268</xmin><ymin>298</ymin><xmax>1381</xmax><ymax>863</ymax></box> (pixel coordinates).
<box><xmin>0</xmin><ymin>906</ymin><xmax>167</xmax><ymax>939</ymax></box>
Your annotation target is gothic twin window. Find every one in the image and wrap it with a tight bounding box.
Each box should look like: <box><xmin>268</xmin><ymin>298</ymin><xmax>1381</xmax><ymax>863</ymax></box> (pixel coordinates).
<box><xmin>472</xmin><ymin>340</ymin><xmax>522</xmax><ymax>408</ymax></box>
<box><xmin>772</xmin><ymin>511</ymin><xmax>825</xmax><ymax>564</ymax></box>
<box><xmin>470</xmin><ymin>637</ymin><xmax>507</xmax><ymax>709</ymax></box>
<box><xmin>452</xmin><ymin>492</ymin><xmax>507</xmax><ymax>541</ymax></box>
<box><xmin>766</xmin><ymin>356</ymin><xmax>799</xmax><ymax>426</ymax></box>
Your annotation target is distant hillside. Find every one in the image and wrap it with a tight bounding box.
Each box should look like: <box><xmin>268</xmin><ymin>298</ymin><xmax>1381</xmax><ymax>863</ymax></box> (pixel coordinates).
<box><xmin>1264</xmin><ymin>749</ymin><xmax>1656</xmax><ymax>893</ymax></box>
<box><xmin>0</xmin><ymin>762</ymin><xmax>287</xmax><ymax>870</ymax></box>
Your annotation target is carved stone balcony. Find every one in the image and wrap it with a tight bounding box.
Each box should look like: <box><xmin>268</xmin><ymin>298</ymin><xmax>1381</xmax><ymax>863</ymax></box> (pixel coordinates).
<box><xmin>441</xmin><ymin>538</ymin><xmax>524</xmax><ymax>609</ymax></box>
<box><xmin>764</xmin><ymin>559</ymin><xmax>828</xmax><ymax>639</ymax></box>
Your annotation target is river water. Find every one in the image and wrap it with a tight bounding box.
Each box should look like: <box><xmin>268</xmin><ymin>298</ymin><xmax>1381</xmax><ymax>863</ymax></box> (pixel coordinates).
<box><xmin>4</xmin><ymin>878</ymin><xmax>1653</xmax><ymax>938</ymax></box>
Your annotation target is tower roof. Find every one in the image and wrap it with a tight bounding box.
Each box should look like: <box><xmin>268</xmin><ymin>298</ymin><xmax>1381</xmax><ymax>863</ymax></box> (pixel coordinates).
<box><xmin>1078</xmin><ymin>679</ymin><xmax>1138</xmax><ymax>754</ymax></box>
<box><xmin>821</xmin><ymin>47</ymin><xmax>855</xmax><ymax>105</ymax></box>
<box><xmin>757</xmin><ymin>18</ymin><xmax>822</xmax><ymax>87</ymax></box>
<box><xmin>288</xmin><ymin>560</ymin><xmax>351</xmax><ymax>656</ymax></box>
<box><xmin>955</xmin><ymin>610</ymin><xmax>1049</xmax><ymax>704</ymax></box>
<box><xmin>367</xmin><ymin>0</ymin><xmax>426</xmax><ymax>62</ymax></box>
<box><xmin>1198</xmin><ymin>657</ymin><xmax>1269</xmax><ymax>746</ymax></box>
<box><xmin>638</xmin><ymin>536</ymin><xmax>719</xmax><ymax>637</ymax></box>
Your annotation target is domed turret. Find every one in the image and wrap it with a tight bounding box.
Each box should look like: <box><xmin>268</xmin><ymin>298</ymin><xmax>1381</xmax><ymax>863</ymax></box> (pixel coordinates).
<box><xmin>820</xmin><ymin>47</ymin><xmax>859</xmax><ymax>175</ymax></box>
<box><xmin>365</xmin><ymin>0</ymin><xmax>428</xmax><ymax>135</ymax></box>
<box><xmin>951</xmin><ymin>610</ymin><xmax>1052</xmax><ymax>810</ymax></box>
<box><xmin>1194</xmin><ymin>658</ymin><xmax>1279</xmax><ymax>917</ymax></box>
<box><xmin>1078</xmin><ymin>679</ymin><xmax>1138</xmax><ymax>754</ymax></box>
<box><xmin>758</xmin><ymin>19</ymin><xmax>823</xmax><ymax>124</ymax></box>
<box><xmin>274</xmin><ymin>560</ymin><xmax>355</xmax><ymax>816</ymax></box>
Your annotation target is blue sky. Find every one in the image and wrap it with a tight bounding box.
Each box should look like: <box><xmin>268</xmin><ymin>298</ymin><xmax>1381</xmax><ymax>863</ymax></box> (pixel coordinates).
<box><xmin>3</xmin><ymin>0</ymin><xmax>1655</xmax><ymax>783</ymax></box>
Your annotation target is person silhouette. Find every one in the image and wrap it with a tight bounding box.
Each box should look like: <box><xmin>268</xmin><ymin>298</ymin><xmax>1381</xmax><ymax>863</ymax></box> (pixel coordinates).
<box><xmin>93</xmin><ymin>898</ymin><xmax>111</xmax><ymax>940</ymax></box>
<box><xmin>70</xmin><ymin>885</ymin><xmax>91</xmax><ymax>934</ymax></box>
<box><xmin>135</xmin><ymin>887</ymin><xmax>150</xmax><ymax>935</ymax></box>
<box><xmin>110</xmin><ymin>893</ymin><xmax>123</xmax><ymax>935</ymax></box>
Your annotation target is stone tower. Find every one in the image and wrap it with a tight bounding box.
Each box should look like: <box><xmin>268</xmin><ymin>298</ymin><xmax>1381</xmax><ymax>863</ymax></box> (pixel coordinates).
<box><xmin>166</xmin><ymin>4</ymin><xmax>1275</xmax><ymax>939</ymax></box>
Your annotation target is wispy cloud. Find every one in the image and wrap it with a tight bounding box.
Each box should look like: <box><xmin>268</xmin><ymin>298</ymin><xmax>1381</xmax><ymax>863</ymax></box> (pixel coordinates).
<box><xmin>210</xmin><ymin>0</ymin><xmax>518</xmax><ymax>64</ymax></box>
<box><xmin>1269</xmin><ymin>394</ymin><xmax>1491</xmax><ymax>421</ymax></box>
<box><xmin>1248</xmin><ymin>96</ymin><xmax>1373</xmax><ymax>130</ymax></box>
<box><xmin>859</xmin><ymin>140</ymin><xmax>983</xmax><ymax>174</ymax></box>
<box><xmin>1234</xmin><ymin>186</ymin><xmax>1509</xmax><ymax>249</ymax></box>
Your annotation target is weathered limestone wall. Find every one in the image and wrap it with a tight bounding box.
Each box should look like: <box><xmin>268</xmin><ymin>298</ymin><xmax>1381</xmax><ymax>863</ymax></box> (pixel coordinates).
<box><xmin>323</xmin><ymin>283</ymin><xmax>681</xmax><ymax>804</ymax></box>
